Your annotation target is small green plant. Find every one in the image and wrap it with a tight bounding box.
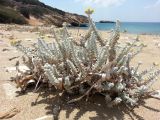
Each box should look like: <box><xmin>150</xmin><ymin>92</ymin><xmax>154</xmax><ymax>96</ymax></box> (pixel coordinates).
<box><xmin>12</xmin><ymin>10</ymin><xmax>160</xmax><ymax>108</ymax></box>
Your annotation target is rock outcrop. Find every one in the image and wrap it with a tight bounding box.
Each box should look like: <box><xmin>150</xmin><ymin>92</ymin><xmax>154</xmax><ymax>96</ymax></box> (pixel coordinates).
<box><xmin>99</xmin><ymin>20</ymin><xmax>115</xmax><ymax>23</ymax></box>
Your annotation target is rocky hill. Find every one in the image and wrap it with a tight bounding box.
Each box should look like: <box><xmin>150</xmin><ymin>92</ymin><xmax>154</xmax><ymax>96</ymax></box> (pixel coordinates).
<box><xmin>0</xmin><ymin>0</ymin><xmax>88</xmax><ymax>26</ymax></box>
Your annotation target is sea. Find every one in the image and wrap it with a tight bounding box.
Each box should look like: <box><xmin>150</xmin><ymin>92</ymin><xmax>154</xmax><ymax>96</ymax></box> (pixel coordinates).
<box><xmin>81</xmin><ymin>22</ymin><xmax>160</xmax><ymax>35</ymax></box>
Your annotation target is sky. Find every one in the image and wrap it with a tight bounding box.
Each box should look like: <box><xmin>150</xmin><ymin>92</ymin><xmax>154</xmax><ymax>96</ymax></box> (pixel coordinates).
<box><xmin>39</xmin><ymin>0</ymin><xmax>160</xmax><ymax>22</ymax></box>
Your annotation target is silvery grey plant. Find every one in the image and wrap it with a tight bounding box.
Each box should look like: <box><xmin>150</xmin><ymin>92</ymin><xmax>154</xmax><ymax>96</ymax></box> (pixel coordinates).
<box><xmin>12</xmin><ymin>11</ymin><xmax>160</xmax><ymax>108</ymax></box>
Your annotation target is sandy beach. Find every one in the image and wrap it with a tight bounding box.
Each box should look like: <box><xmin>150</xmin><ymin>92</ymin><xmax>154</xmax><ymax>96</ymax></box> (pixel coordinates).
<box><xmin>0</xmin><ymin>24</ymin><xmax>160</xmax><ymax>120</ymax></box>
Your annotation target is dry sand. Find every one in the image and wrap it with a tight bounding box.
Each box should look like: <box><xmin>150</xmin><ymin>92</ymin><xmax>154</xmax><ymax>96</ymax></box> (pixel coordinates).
<box><xmin>0</xmin><ymin>25</ymin><xmax>160</xmax><ymax>120</ymax></box>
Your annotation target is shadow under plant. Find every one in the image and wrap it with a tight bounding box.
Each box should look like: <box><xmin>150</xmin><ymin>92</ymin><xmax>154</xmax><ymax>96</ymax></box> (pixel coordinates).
<box><xmin>17</xmin><ymin>85</ymin><xmax>159</xmax><ymax>120</ymax></box>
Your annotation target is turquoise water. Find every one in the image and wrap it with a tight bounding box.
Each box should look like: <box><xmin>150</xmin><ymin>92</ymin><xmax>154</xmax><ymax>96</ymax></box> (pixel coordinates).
<box><xmin>83</xmin><ymin>22</ymin><xmax>160</xmax><ymax>34</ymax></box>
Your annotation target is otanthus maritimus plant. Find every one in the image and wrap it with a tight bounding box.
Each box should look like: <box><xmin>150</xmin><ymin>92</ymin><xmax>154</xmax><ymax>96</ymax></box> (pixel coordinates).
<box><xmin>12</xmin><ymin>9</ymin><xmax>160</xmax><ymax>108</ymax></box>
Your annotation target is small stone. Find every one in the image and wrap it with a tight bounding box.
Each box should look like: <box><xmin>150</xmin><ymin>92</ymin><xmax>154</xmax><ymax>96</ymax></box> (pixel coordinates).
<box><xmin>151</xmin><ymin>90</ymin><xmax>160</xmax><ymax>99</ymax></box>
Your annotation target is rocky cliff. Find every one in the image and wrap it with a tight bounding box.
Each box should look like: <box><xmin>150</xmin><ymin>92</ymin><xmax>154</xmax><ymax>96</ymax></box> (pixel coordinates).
<box><xmin>0</xmin><ymin>0</ymin><xmax>88</xmax><ymax>26</ymax></box>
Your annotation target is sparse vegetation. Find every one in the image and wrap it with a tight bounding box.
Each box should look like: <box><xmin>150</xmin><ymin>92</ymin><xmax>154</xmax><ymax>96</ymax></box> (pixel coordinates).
<box><xmin>15</xmin><ymin>0</ymin><xmax>44</xmax><ymax>6</ymax></box>
<box><xmin>0</xmin><ymin>5</ymin><xmax>27</xmax><ymax>24</ymax></box>
<box><xmin>19</xmin><ymin>6</ymin><xmax>49</xmax><ymax>19</ymax></box>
